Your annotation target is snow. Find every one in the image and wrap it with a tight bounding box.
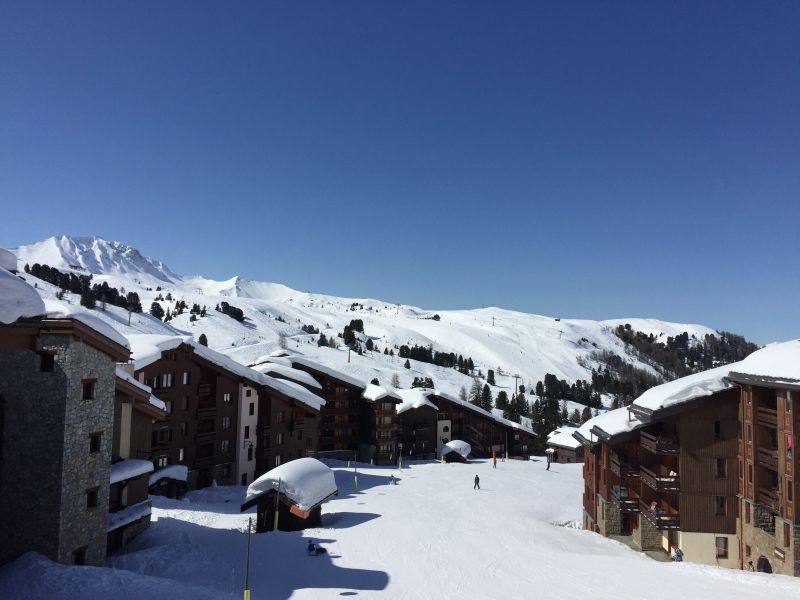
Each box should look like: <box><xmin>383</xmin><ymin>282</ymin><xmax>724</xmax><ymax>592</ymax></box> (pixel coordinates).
<box><xmin>0</xmin><ymin>267</ymin><xmax>45</xmax><ymax>324</ymax></box>
<box><xmin>290</xmin><ymin>356</ymin><xmax>367</xmax><ymax>390</ymax></box>
<box><xmin>252</xmin><ymin>353</ymin><xmax>293</xmax><ymax>367</ymax></box>
<box><xmin>43</xmin><ymin>296</ymin><xmax>131</xmax><ymax>349</ymax></box>
<box><xmin>441</xmin><ymin>440</ymin><xmax>471</xmax><ymax>458</ymax></box>
<box><xmin>251</xmin><ymin>362</ymin><xmax>323</xmax><ymax>389</ymax></box>
<box><xmin>243</xmin><ymin>457</ymin><xmax>337</xmax><ymax>512</ymax></box>
<box><xmin>3</xmin><ymin>460</ymin><xmax>800</xmax><ymax>599</ymax></box>
<box><xmin>362</xmin><ymin>384</ymin><xmax>401</xmax><ymax>402</ymax></box>
<box><xmin>729</xmin><ymin>340</ymin><xmax>800</xmax><ymax>384</ymax></box>
<box><xmin>395</xmin><ymin>388</ymin><xmax>439</xmax><ymax>414</ymax></box>
<box><xmin>149</xmin><ymin>465</ymin><xmax>188</xmax><ymax>485</ymax></box>
<box><xmin>575</xmin><ymin>406</ymin><xmax>644</xmax><ymax>443</ymax></box>
<box><xmin>115</xmin><ymin>367</ymin><xmax>166</xmax><ymax>410</ymax></box>
<box><xmin>110</xmin><ymin>460</ymin><xmax>154</xmax><ymax>485</ymax></box>
<box><xmin>127</xmin><ymin>334</ymin><xmax>191</xmax><ymax>369</ymax></box>
<box><xmin>107</xmin><ymin>500</ymin><xmax>152</xmax><ymax>533</ymax></box>
<box><xmin>147</xmin><ymin>394</ymin><xmax>167</xmax><ymax>411</ymax></box>
<box><xmin>263</xmin><ymin>375</ymin><xmax>326</xmax><ymax>411</ymax></box>
<box><xmin>547</xmin><ymin>426</ymin><xmax>582</xmax><ymax>450</ymax></box>
<box><xmin>632</xmin><ymin>363</ymin><xmax>737</xmax><ymax>414</ymax></box>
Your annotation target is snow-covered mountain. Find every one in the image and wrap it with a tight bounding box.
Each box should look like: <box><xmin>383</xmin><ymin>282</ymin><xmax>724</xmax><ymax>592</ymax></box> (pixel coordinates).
<box><xmin>10</xmin><ymin>236</ymin><xmax>720</xmax><ymax>401</ymax></box>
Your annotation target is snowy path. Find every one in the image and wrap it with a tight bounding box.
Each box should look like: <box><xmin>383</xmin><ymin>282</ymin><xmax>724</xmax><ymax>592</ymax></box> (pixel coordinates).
<box><xmin>2</xmin><ymin>459</ymin><xmax>800</xmax><ymax>599</ymax></box>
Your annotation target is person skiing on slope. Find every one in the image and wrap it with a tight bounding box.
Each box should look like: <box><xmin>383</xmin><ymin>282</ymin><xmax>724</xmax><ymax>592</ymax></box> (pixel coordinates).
<box><xmin>493</xmin><ymin>457</ymin><xmax>497</xmax><ymax>469</ymax></box>
<box><xmin>474</xmin><ymin>474</ymin><xmax>480</xmax><ymax>490</ymax></box>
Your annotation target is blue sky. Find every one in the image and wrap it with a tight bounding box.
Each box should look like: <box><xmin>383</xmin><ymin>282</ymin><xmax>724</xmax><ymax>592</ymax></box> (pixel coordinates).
<box><xmin>2</xmin><ymin>1</ymin><xmax>798</xmax><ymax>343</ymax></box>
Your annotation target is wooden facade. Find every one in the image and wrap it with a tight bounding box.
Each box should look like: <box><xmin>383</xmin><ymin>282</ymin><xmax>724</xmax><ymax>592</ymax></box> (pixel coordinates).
<box><xmin>398</xmin><ymin>404</ymin><xmax>440</xmax><ymax>460</ymax></box>
<box><xmin>359</xmin><ymin>393</ymin><xmax>401</xmax><ymax>465</ymax></box>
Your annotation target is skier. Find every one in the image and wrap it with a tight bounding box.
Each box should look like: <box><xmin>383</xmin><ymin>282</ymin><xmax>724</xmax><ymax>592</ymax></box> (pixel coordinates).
<box><xmin>389</xmin><ymin>473</ymin><xmax>395</xmax><ymax>485</ymax></box>
<box><xmin>546</xmin><ymin>450</ymin><xmax>551</xmax><ymax>471</ymax></box>
<box><xmin>671</xmin><ymin>546</ymin><xmax>683</xmax><ymax>562</ymax></box>
<box><xmin>474</xmin><ymin>474</ymin><xmax>480</xmax><ymax>490</ymax></box>
<box><xmin>493</xmin><ymin>457</ymin><xmax>497</xmax><ymax>469</ymax></box>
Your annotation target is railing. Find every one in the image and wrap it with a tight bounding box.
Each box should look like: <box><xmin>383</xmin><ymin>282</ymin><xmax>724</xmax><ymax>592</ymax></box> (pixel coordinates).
<box><xmin>640</xmin><ymin>431</ymin><xmax>679</xmax><ymax>455</ymax></box>
<box><xmin>196</xmin><ymin>406</ymin><xmax>216</xmax><ymax>417</ymax></box>
<box><xmin>757</xmin><ymin>447</ymin><xmax>779</xmax><ymax>471</ymax></box>
<box><xmin>610</xmin><ymin>488</ymin><xmax>640</xmax><ymax>513</ymax></box>
<box><xmin>195</xmin><ymin>431</ymin><xmax>216</xmax><ymax>443</ymax></box>
<box><xmin>757</xmin><ymin>487</ymin><xmax>780</xmax><ymax>511</ymax></box>
<box><xmin>757</xmin><ymin>407</ymin><xmax>778</xmax><ymax>428</ymax></box>
<box><xmin>639</xmin><ymin>501</ymin><xmax>680</xmax><ymax>529</ymax></box>
<box><xmin>754</xmin><ymin>502</ymin><xmax>777</xmax><ymax>534</ymax></box>
<box><xmin>197</xmin><ymin>383</ymin><xmax>213</xmax><ymax>395</ymax></box>
<box><xmin>640</xmin><ymin>465</ymin><xmax>679</xmax><ymax>492</ymax></box>
<box><xmin>610</xmin><ymin>455</ymin><xmax>639</xmax><ymax>479</ymax></box>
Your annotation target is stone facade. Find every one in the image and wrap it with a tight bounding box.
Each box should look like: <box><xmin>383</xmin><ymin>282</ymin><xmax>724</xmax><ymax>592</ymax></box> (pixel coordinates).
<box><xmin>633</xmin><ymin>513</ymin><xmax>664</xmax><ymax>551</ymax></box>
<box><xmin>740</xmin><ymin>497</ymin><xmax>798</xmax><ymax>575</ymax></box>
<box><xmin>0</xmin><ymin>328</ymin><xmax>117</xmax><ymax>566</ymax></box>
<box><xmin>596</xmin><ymin>495</ymin><xmax>621</xmax><ymax>536</ymax></box>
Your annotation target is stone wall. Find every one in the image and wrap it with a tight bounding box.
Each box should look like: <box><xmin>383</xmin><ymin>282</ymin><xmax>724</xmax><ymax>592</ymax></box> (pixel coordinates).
<box><xmin>633</xmin><ymin>513</ymin><xmax>664</xmax><ymax>551</ymax></box>
<box><xmin>597</xmin><ymin>495</ymin><xmax>621</xmax><ymax>536</ymax></box>
<box><xmin>740</xmin><ymin>498</ymin><xmax>797</xmax><ymax>576</ymax></box>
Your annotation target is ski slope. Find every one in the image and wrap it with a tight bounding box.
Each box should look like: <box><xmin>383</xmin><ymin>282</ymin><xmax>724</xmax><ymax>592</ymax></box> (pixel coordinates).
<box><xmin>10</xmin><ymin>236</ymin><xmax>719</xmax><ymax>400</ymax></box>
<box><xmin>1</xmin><ymin>459</ymin><xmax>798</xmax><ymax>599</ymax></box>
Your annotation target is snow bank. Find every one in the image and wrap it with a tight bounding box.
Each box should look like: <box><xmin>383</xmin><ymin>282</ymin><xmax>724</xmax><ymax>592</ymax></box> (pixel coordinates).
<box><xmin>547</xmin><ymin>426</ymin><xmax>581</xmax><ymax>450</ymax></box>
<box><xmin>632</xmin><ymin>363</ymin><xmax>737</xmax><ymax>414</ymax></box>
<box><xmin>441</xmin><ymin>440</ymin><xmax>471</xmax><ymax>459</ymax></box>
<box><xmin>149</xmin><ymin>464</ymin><xmax>188</xmax><ymax>485</ymax></box>
<box><xmin>0</xmin><ymin>267</ymin><xmax>45</xmax><ymax>324</ymax></box>
<box><xmin>108</xmin><ymin>500</ymin><xmax>151</xmax><ymax>532</ymax></box>
<box><xmin>395</xmin><ymin>388</ymin><xmax>439</xmax><ymax>414</ymax></box>
<box><xmin>243</xmin><ymin>457</ymin><xmax>337</xmax><ymax>512</ymax></box>
<box><xmin>729</xmin><ymin>340</ymin><xmax>800</xmax><ymax>384</ymax></box>
<box><xmin>110</xmin><ymin>459</ymin><xmax>154</xmax><ymax>485</ymax></box>
<box><xmin>362</xmin><ymin>384</ymin><xmax>402</xmax><ymax>403</ymax></box>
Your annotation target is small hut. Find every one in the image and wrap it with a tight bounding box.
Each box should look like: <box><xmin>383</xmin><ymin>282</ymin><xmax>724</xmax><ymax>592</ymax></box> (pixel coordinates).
<box><xmin>440</xmin><ymin>440</ymin><xmax>471</xmax><ymax>463</ymax></box>
<box><xmin>241</xmin><ymin>458</ymin><xmax>338</xmax><ymax>533</ymax></box>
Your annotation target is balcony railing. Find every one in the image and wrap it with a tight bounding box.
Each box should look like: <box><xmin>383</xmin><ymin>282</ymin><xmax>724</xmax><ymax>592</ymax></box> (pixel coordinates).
<box><xmin>640</xmin><ymin>465</ymin><xmax>680</xmax><ymax>492</ymax></box>
<box><xmin>610</xmin><ymin>455</ymin><xmax>639</xmax><ymax>479</ymax></box>
<box><xmin>757</xmin><ymin>407</ymin><xmax>778</xmax><ymax>428</ymax></box>
<box><xmin>757</xmin><ymin>447</ymin><xmax>779</xmax><ymax>471</ymax></box>
<box><xmin>639</xmin><ymin>501</ymin><xmax>680</xmax><ymax>530</ymax></box>
<box><xmin>610</xmin><ymin>488</ymin><xmax>640</xmax><ymax>513</ymax></box>
<box><xmin>640</xmin><ymin>431</ymin><xmax>679</xmax><ymax>455</ymax></box>
<box><xmin>757</xmin><ymin>487</ymin><xmax>780</xmax><ymax>511</ymax></box>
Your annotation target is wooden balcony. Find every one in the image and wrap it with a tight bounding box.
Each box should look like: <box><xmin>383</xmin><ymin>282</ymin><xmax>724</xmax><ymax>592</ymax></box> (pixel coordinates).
<box><xmin>610</xmin><ymin>455</ymin><xmax>639</xmax><ymax>479</ymax></box>
<box><xmin>757</xmin><ymin>487</ymin><xmax>780</xmax><ymax>511</ymax></box>
<box><xmin>197</xmin><ymin>383</ymin><xmax>213</xmax><ymax>395</ymax></box>
<box><xmin>757</xmin><ymin>407</ymin><xmax>778</xmax><ymax>428</ymax></box>
<box><xmin>195</xmin><ymin>431</ymin><xmax>216</xmax><ymax>443</ymax></box>
<box><xmin>757</xmin><ymin>447</ymin><xmax>779</xmax><ymax>471</ymax></box>
<box><xmin>640</xmin><ymin>431</ymin><xmax>679</xmax><ymax>455</ymax></box>
<box><xmin>610</xmin><ymin>488</ymin><xmax>640</xmax><ymax>513</ymax></box>
<box><xmin>640</xmin><ymin>465</ymin><xmax>679</xmax><ymax>493</ymax></box>
<box><xmin>639</xmin><ymin>501</ymin><xmax>680</xmax><ymax>530</ymax></box>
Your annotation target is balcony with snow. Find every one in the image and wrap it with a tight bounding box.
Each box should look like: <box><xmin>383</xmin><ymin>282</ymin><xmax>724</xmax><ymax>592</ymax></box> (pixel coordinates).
<box><xmin>240</xmin><ymin>457</ymin><xmax>338</xmax><ymax>533</ymax></box>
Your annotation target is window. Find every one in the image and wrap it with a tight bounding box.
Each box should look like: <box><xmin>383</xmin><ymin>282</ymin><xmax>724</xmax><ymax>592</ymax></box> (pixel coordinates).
<box><xmin>714</xmin><ymin>496</ymin><xmax>727</xmax><ymax>516</ymax></box>
<box><xmin>714</xmin><ymin>458</ymin><xmax>726</xmax><ymax>478</ymax></box>
<box><xmin>89</xmin><ymin>433</ymin><xmax>102</xmax><ymax>453</ymax></box>
<box><xmin>785</xmin><ymin>522</ymin><xmax>792</xmax><ymax>547</ymax></box>
<box><xmin>86</xmin><ymin>488</ymin><xmax>99</xmax><ymax>509</ymax></box>
<box><xmin>222</xmin><ymin>464</ymin><xmax>231</xmax><ymax>478</ymax></box>
<box><xmin>789</xmin><ymin>480</ymin><xmax>794</xmax><ymax>503</ymax></box>
<box><xmin>179</xmin><ymin>447</ymin><xmax>185</xmax><ymax>462</ymax></box>
<box><xmin>277</xmin><ymin>411</ymin><xmax>285</xmax><ymax>424</ymax></box>
<box><xmin>161</xmin><ymin>373</ymin><xmax>174</xmax><ymax>388</ymax></box>
<box><xmin>748</xmin><ymin>463</ymin><xmax>754</xmax><ymax>483</ymax></box>
<box><xmin>715</xmin><ymin>537</ymin><xmax>728</xmax><ymax>559</ymax></box>
<box><xmin>223</xmin><ymin>392</ymin><xmax>231</xmax><ymax>404</ymax></box>
<box><xmin>246</xmin><ymin>389</ymin><xmax>252</xmax><ymax>397</ymax></box>
<box><xmin>164</xmin><ymin>400</ymin><xmax>173</xmax><ymax>415</ymax></box>
<box><xmin>244</xmin><ymin>425</ymin><xmax>250</xmax><ymax>439</ymax></box>
<box><xmin>788</xmin><ymin>434</ymin><xmax>793</xmax><ymax>458</ymax></box>
<box><xmin>73</xmin><ymin>547</ymin><xmax>87</xmax><ymax>566</ymax></box>
<box><xmin>157</xmin><ymin>455</ymin><xmax>168</xmax><ymax>468</ymax></box>
<box><xmin>82</xmin><ymin>379</ymin><xmax>96</xmax><ymax>400</ymax></box>
<box><xmin>40</xmin><ymin>352</ymin><xmax>54</xmax><ymax>372</ymax></box>
<box><xmin>180</xmin><ymin>422</ymin><xmax>187</xmax><ymax>435</ymax></box>
<box><xmin>181</xmin><ymin>396</ymin><xmax>189</xmax><ymax>411</ymax></box>
<box><xmin>745</xmin><ymin>502</ymin><xmax>751</xmax><ymax>524</ymax></box>
<box><xmin>182</xmin><ymin>371</ymin><xmax>190</xmax><ymax>385</ymax></box>
<box><xmin>747</xmin><ymin>424</ymin><xmax>752</xmax><ymax>443</ymax></box>
<box><xmin>247</xmin><ymin>446</ymin><xmax>253</xmax><ymax>461</ymax></box>
<box><xmin>222</xmin><ymin>416</ymin><xmax>231</xmax><ymax>430</ymax></box>
<box><xmin>249</xmin><ymin>402</ymin><xmax>255</xmax><ymax>416</ymax></box>
<box><xmin>277</xmin><ymin>432</ymin><xmax>284</xmax><ymax>445</ymax></box>
<box><xmin>275</xmin><ymin>454</ymin><xmax>282</xmax><ymax>467</ymax></box>
<box><xmin>221</xmin><ymin>440</ymin><xmax>230</xmax><ymax>453</ymax></box>
<box><xmin>745</xmin><ymin>544</ymin><xmax>751</xmax><ymax>558</ymax></box>
<box><xmin>714</xmin><ymin>421</ymin><xmax>721</xmax><ymax>439</ymax></box>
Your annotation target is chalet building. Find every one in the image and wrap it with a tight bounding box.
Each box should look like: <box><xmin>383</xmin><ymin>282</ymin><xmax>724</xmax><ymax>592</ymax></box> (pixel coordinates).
<box><xmin>506</xmin><ymin>421</ymin><xmax>537</xmax><ymax>458</ymax></box>
<box><xmin>396</xmin><ymin>388</ymin><xmax>440</xmax><ymax>460</ymax></box>
<box><xmin>254</xmin><ymin>375</ymin><xmax>325</xmax><ymax>475</ymax></box>
<box><xmin>289</xmin><ymin>357</ymin><xmax>366</xmax><ymax>458</ymax></box>
<box><xmin>576</xmin><ymin>365</ymin><xmax>740</xmax><ymax>568</ymax></box>
<box><xmin>109</xmin><ymin>367</ymin><xmax>167</xmax><ymax>553</ymax></box>
<box><xmin>729</xmin><ymin>341</ymin><xmax>800</xmax><ymax>575</ymax></box>
<box><xmin>360</xmin><ymin>384</ymin><xmax>401</xmax><ymax>465</ymax></box>
<box><xmin>546</xmin><ymin>426</ymin><xmax>584</xmax><ymax>463</ymax></box>
<box><xmin>0</xmin><ymin>266</ymin><xmax>133</xmax><ymax>566</ymax></box>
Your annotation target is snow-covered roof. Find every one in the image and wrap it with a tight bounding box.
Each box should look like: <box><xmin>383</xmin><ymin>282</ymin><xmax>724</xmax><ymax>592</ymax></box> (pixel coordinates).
<box><xmin>632</xmin><ymin>363</ymin><xmax>737</xmax><ymax>415</ymax></box>
<box><xmin>243</xmin><ymin>457</ymin><xmax>337</xmax><ymax>512</ymax></box>
<box><xmin>395</xmin><ymin>388</ymin><xmax>439</xmax><ymax>414</ymax></box>
<box><xmin>43</xmin><ymin>297</ymin><xmax>130</xmax><ymax>349</ymax></box>
<box><xmin>435</xmin><ymin>390</ymin><xmax>537</xmax><ymax>436</ymax></box>
<box><xmin>252</xmin><ymin>362</ymin><xmax>323</xmax><ymax>389</ymax></box>
<box><xmin>108</xmin><ymin>500</ymin><xmax>151</xmax><ymax>532</ymax></box>
<box><xmin>728</xmin><ymin>340</ymin><xmax>800</xmax><ymax>385</ymax></box>
<box><xmin>252</xmin><ymin>354</ymin><xmax>293</xmax><ymax>367</ymax></box>
<box><xmin>0</xmin><ymin>267</ymin><xmax>45</xmax><ymax>324</ymax></box>
<box><xmin>115</xmin><ymin>366</ymin><xmax>167</xmax><ymax>410</ymax></box>
<box><xmin>574</xmin><ymin>406</ymin><xmax>644</xmax><ymax>445</ymax></box>
<box><xmin>110</xmin><ymin>459</ymin><xmax>154</xmax><ymax>485</ymax></box>
<box><xmin>547</xmin><ymin>427</ymin><xmax>581</xmax><ymax>450</ymax></box>
<box><xmin>441</xmin><ymin>440</ymin><xmax>471</xmax><ymax>459</ymax></box>
<box><xmin>149</xmin><ymin>464</ymin><xmax>188</xmax><ymax>486</ymax></box>
<box><xmin>289</xmin><ymin>355</ymin><xmax>367</xmax><ymax>390</ymax></box>
<box><xmin>362</xmin><ymin>384</ymin><xmax>402</xmax><ymax>403</ymax></box>
<box><xmin>262</xmin><ymin>375</ymin><xmax>326</xmax><ymax>411</ymax></box>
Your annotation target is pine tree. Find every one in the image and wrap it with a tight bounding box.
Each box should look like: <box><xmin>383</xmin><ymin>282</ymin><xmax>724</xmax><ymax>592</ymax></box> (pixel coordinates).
<box><xmin>480</xmin><ymin>384</ymin><xmax>493</xmax><ymax>411</ymax></box>
<box><xmin>581</xmin><ymin>406</ymin><xmax>592</xmax><ymax>423</ymax></box>
<box><xmin>459</xmin><ymin>386</ymin><xmax>467</xmax><ymax>402</ymax></box>
<box><xmin>495</xmin><ymin>390</ymin><xmax>509</xmax><ymax>410</ymax></box>
<box><xmin>404</xmin><ymin>359</ymin><xmax>411</xmax><ymax>369</ymax></box>
<box><xmin>149</xmin><ymin>301</ymin><xmax>165</xmax><ymax>320</ymax></box>
<box><xmin>570</xmin><ymin>408</ymin><xmax>581</xmax><ymax>423</ymax></box>
<box><xmin>80</xmin><ymin>289</ymin><xmax>96</xmax><ymax>309</ymax></box>
<box><xmin>318</xmin><ymin>333</ymin><xmax>328</xmax><ymax>347</ymax></box>
<box><xmin>366</xmin><ymin>339</ymin><xmax>374</xmax><ymax>351</ymax></box>
<box><xmin>198</xmin><ymin>333</ymin><xmax>208</xmax><ymax>347</ymax></box>
<box><xmin>487</xmin><ymin>369</ymin><xmax>495</xmax><ymax>385</ymax></box>
<box><xmin>371</xmin><ymin>377</ymin><xmax>379</xmax><ymax>385</ymax></box>
<box><xmin>391</xmin><ymin>373</ymin><xmax>401</xmax><ymax>388</ymax></box>
<box><xmin>469</xmin><ymin>379</ymin><xmax>482</xmax><ymax>406</ymax></box>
